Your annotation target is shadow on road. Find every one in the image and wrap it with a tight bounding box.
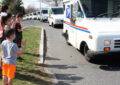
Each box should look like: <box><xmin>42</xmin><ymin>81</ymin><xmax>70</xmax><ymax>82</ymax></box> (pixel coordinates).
<box><xmin>23</xmin><ymin>52</ymin><xmax>39</xmax><ymax>57</ymax></box>
<box><xmin>56</xmin><ymin>81</ymin><xmax>71</xmax><ymax>85</ymax></box>
<box><xmin>46</xmin><ymin>57</ymin><xmax>61</xmax><ymax>61</ymax></box>
<box><xmin>55</xmin><ymin>74</ymin><xmax>83</xmax><ymax>81</ymax></box>
<box><xmin>91</xmin><ymin>53</ymin><xmax>120</xmax><ymax>71</ymax></box>
<box><xmin>40</xmin><ymin>64</ymin><xmax>77</xmax><ymax>69</ymax></box>
<box><xmin>55</xmin><ymin>25</ymin><xmax>63</xmax><ymax>29</ymax></box>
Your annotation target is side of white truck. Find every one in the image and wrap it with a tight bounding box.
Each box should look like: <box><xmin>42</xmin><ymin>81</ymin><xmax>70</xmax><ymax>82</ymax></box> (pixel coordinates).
<box><xmin>63</xmin><ymin>0</ymin><xmax>120</xmax><ymax>61</ymax></box>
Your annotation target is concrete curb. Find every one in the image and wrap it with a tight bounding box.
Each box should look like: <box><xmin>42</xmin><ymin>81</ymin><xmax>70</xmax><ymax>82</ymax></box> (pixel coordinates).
<box><xmin>38</xmin><ymin>27</ymin><xmax>58</xmax><ymax>85</ymax></box>
<box><xmin>38</xmin><ymin>27</ymin><xmax>44</xmax><ymax>64</ymax></box>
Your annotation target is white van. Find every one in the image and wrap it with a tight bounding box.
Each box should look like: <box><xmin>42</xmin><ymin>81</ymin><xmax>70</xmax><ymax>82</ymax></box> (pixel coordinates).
<box><xmin>29</xmin><ymin>13</ymin><xmax>33</xmax><ymax>20</ymax></box>
<box><xmin>26</xmin><ymin>14</ymin><xmax>29</xmax><ymax>20</ymax></box>
<box><xmin>40</xmin><ymin>8</ymin><xmax>48</xmax><ymax>22</ymax></box>
<box><xmin>48</xmin><ymin>7</ymin><xmax>64</xmax><ymax>28</ymax></box>
<box><xmin>32</xmin><ymin>12</ymin><xmax>37</xmax><ymax>20</ymax></box>
<box><xmin>37</xmin><ymin>11</ymin><xmax>41</xmax><ymax>20</ymax></box>
<box><xmin>23</xmin><ymin>15</ymin><xmax>27</xmax><ymax>20</ymax></box>
<box><xmin>63</xmin><ymin>0</ymin><xmax>120</xmax><ymax>61</ymax></box>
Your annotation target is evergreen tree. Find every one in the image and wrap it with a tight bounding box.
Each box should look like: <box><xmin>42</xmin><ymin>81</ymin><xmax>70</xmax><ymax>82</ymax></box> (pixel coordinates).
<box><xmin>2</xmin><ymin>0</ymin><xmax>25</xmax><ymax>14</ymax></box>
<box><xmin>2</xmin><ymin>0</ymin><xmax>12</xmax><ymax>5</ymax></box>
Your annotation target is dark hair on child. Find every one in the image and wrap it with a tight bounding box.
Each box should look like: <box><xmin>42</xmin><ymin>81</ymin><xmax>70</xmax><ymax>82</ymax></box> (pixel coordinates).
<box><xmin>16</xmin><ymin>13</ymin><xmax>23</xmax><ymax>18</ymax></box>
<box><xmin>6</xmin><ymin>13</ymin><xmax>12</xmax><ymax>19</ymax></box>
<box><xmin>1</xmin><ymin>5</ymin><xmax>8</xmax><ymax>12</ymax></box>
<box><xmin>1</xmin><ymin>13</ymin><xmax>12</xmax><ymax>27</ymax></box>
<box><xmin>4</xmin><ymin>27</ymin><xmax>15</xmax><ymax>38</ymax></box>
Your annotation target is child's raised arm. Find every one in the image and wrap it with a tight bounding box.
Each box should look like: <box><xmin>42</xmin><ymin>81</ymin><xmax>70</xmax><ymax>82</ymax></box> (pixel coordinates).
<box><xmin>22</xmin><ymin>27</ymin><xmax>28</xmax><ymax>31</ymax></box>
<box><xmin>17</xmin><ymin>40</ymin><xmax>26</xmax><ymax>57</ymax></box>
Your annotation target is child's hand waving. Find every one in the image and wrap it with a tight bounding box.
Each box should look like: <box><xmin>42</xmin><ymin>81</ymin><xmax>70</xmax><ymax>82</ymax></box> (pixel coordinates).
<box><xmin>22</xmin><ymin>40</ymin><xmax>26</xmax><ymax>47</ymax></box>
<box><xmin>22</xmin><ymin>27</ymin><xmax>27</xmax><ymax>31</ymax></box>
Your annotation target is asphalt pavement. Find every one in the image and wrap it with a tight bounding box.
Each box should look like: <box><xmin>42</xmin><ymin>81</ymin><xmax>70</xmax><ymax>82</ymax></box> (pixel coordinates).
<box><xmin>22</xmin><ymin>20</ymin><xmax>120</xmax><ymax>85</ymax></box>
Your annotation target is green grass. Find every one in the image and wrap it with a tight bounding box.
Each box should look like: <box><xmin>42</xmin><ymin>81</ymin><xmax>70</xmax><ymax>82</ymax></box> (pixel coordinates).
<box><xmin>0</xmin><ymin>27</ymin><xmax>52</xmax><ymax>85</ymax></box>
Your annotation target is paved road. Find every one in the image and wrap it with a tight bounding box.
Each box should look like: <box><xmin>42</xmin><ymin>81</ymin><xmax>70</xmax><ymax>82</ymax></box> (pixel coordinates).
<box><xmin>22</xmin><ymin>20</ymin><xmax>120</xmax><ymax>85</ymax></box>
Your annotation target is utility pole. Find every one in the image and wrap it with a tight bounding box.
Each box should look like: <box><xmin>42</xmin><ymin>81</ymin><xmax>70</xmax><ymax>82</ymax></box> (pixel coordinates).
<box><xmin>40</xmin><ymin>0</ymin><xmax>41</xmax><ymax>10</ymax></box>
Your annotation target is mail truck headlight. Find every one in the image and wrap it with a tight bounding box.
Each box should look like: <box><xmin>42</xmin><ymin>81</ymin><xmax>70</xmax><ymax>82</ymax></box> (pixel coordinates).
<box><xmin>104</xmin><ymin>40</ymin><xmax>111</xmax><ymax>46</ymax></box>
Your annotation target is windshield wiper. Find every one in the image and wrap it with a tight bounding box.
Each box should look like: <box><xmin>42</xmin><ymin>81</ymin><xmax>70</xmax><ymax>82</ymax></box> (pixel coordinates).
<box><xmin>97</xmin><ymin>12</ymin><xmax>108</xmax><ymax>17</ymax></box>
<box><xmin>94</xmin><ymin>11</ymin><xmax>120</xmax><ymax>19</ymax></box>
<box><xmin>94</xmin><ymin>12</ymin><xmax>108</xmax><ymax>19</ymax></box>
<box><xmin>110</xmin><ymin>11</ymin><xmax>120</xmax><ymax>19</ymax></box>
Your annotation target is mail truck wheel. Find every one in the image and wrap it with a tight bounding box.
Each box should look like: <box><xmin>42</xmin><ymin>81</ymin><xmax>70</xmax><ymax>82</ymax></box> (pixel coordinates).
<box><xmin>40</xmin><ymin>19</ymin><xmax>43</xmax><ymax>22</ymax></box>
<box><xmin>49</xmin><ymin>21</ymin><xmax>51</xmax><ymax>26</ymax></box>
<box><xmin>66</xmin><ymin>32</ymin><xmax>71</xmax><ymax>45</ymax></box>
<box><xmin>84</xmin><ymin>43</ymin><xmax>93</xmax><ymax>62</ymax></box>
<box><xmin>52</xmin><ymin>23</ymin><xmax>56</xmax><ymax>28</ymax></box>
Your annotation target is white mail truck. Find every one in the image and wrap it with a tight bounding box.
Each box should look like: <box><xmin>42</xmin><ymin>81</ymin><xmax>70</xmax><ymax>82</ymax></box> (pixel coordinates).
<box><xmin>40</xmin><ymin>8</ymin><xmax>48</xmax><ymax>22</ymax></box>
<box><xmin>48</xmin><ymin>7</ymin><xmax>64</xmax><ymax>28</ymax></box>
<box><xmin>63</xmin><ymin>0</ymin><xmax>120</xmax><ymax>61</ymax></box>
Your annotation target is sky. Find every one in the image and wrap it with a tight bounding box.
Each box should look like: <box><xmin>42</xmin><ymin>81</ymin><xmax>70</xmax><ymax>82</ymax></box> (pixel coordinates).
<box><xmin>22</xmin><ymin>0</ymin><xmax>48</xmax><ymax>9</ymax></box>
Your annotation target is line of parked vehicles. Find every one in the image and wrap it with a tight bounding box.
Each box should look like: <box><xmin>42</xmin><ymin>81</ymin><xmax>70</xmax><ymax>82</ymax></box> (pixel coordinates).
<box><xmin>23</xmin><ymin>7</ymin><xmax>64</xmax><ymax>28</ymax></box>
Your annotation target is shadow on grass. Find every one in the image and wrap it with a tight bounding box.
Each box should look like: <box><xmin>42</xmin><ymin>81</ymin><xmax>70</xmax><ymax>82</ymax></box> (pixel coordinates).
<box><xmin>23</xmin><ymin>52</ymin><xmax>39</xmax><ymax>57</ymax></box>
<box><xmin>16</xmin><ymin>67</ymin><xmax>50</xmax><ymax>78</ymax></box>
<box><xmin>15</xmin><ymin>72</ymin><xmax>52</xmax><ymax>85</ymax></box>
<box><xmin>15</xmin><ymin>66</ymin><xmax>83</xmax><ymax>85</ymax></box>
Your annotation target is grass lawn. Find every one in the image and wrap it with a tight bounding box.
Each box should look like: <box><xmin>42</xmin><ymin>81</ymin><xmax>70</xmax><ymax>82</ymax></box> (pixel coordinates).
<box><xmin>0</xmin><ymin>27</ymin><xmax>52</xmax><ymax>85</ymax></box>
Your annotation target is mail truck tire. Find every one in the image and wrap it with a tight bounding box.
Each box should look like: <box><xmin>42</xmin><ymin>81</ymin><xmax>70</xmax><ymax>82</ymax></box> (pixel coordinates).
<box><xmin>49</xmin><ymin>21</ymin><xmax>51</xmax><ymax>26</ymax></box>
<box><xmin>42</xmin><ymin>20</ymin><xmax>45</xmax><ymax>22</ymax></box>
<box><xmin>66</xmin><ymin>32</ymin><xmax>71</xmax><ymax>45</ymax></box>
<box><xmin>48</xmin><ymin>21</ymin><xmax>51</xmax><ymax>26</ymax></box>
<box><xmin>84</xmin><ymin>43</ymin><xmax>94</xmax><ymax>62</ymax></box>
<box><xmin>40</xmin><ymin>19</ymin><xmax>42</xmax><ymax>22</ymax></box>
<box><xmin>52</xmin><ymin>23</ymin><xmax>56</xmax><ymax>28</ymax></box>
<box><xmin>53</xmin><ymin>24</ymin><xmax>56</xmax><ymax>28</ymax></box>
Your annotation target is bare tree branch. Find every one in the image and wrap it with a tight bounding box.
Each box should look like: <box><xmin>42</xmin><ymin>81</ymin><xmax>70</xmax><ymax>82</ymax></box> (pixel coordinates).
<box><xmin>38</xmin><ymin>0</ymin><xmax>63</xmax><ymax>6</ymax></box>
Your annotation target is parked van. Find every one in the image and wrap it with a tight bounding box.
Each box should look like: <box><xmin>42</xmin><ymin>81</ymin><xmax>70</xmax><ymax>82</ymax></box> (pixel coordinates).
<box><xmin>48</xmin><ymin>7</ymin><xmax>64</xmax><ymax>28</ymax></box>
<box><xmin>29</xmin><ymin>13</ymin><xmax>33</xmax><ymax>20</ymax></box>
<box><xmin>23</xmin><ymin>15</ymin><xmax>27</xmax><ymax>20</ymax></box>
<box><xmin>63</xmin><ymin>0</ymin><xmax>120</xmax><ymax>61</ymax></box>
<box><xmin>26</xmin><ymin>14</ymin><xmax>29</xmax><ymax>20</ymax></box>
<box><xmin>32</xmin><ymin>12</ymin><xmax>37</xmax><ymax>20</ymax></box>
<box><xmin>40</xmin><ymin>8</ymin><xmax>48</xmax><ymax>22</ymax></box>
<box><xmin>37</xmin><ymin>11</ymin><xmax>41</xmax><ymax>20</ymax></box>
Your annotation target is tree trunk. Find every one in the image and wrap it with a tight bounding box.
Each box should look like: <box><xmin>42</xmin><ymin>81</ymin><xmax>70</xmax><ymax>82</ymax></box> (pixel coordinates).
<box><xmin>54</xmin><ymin>0</ymin><xmax>58</xmax><ymax>6</ymax></box>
